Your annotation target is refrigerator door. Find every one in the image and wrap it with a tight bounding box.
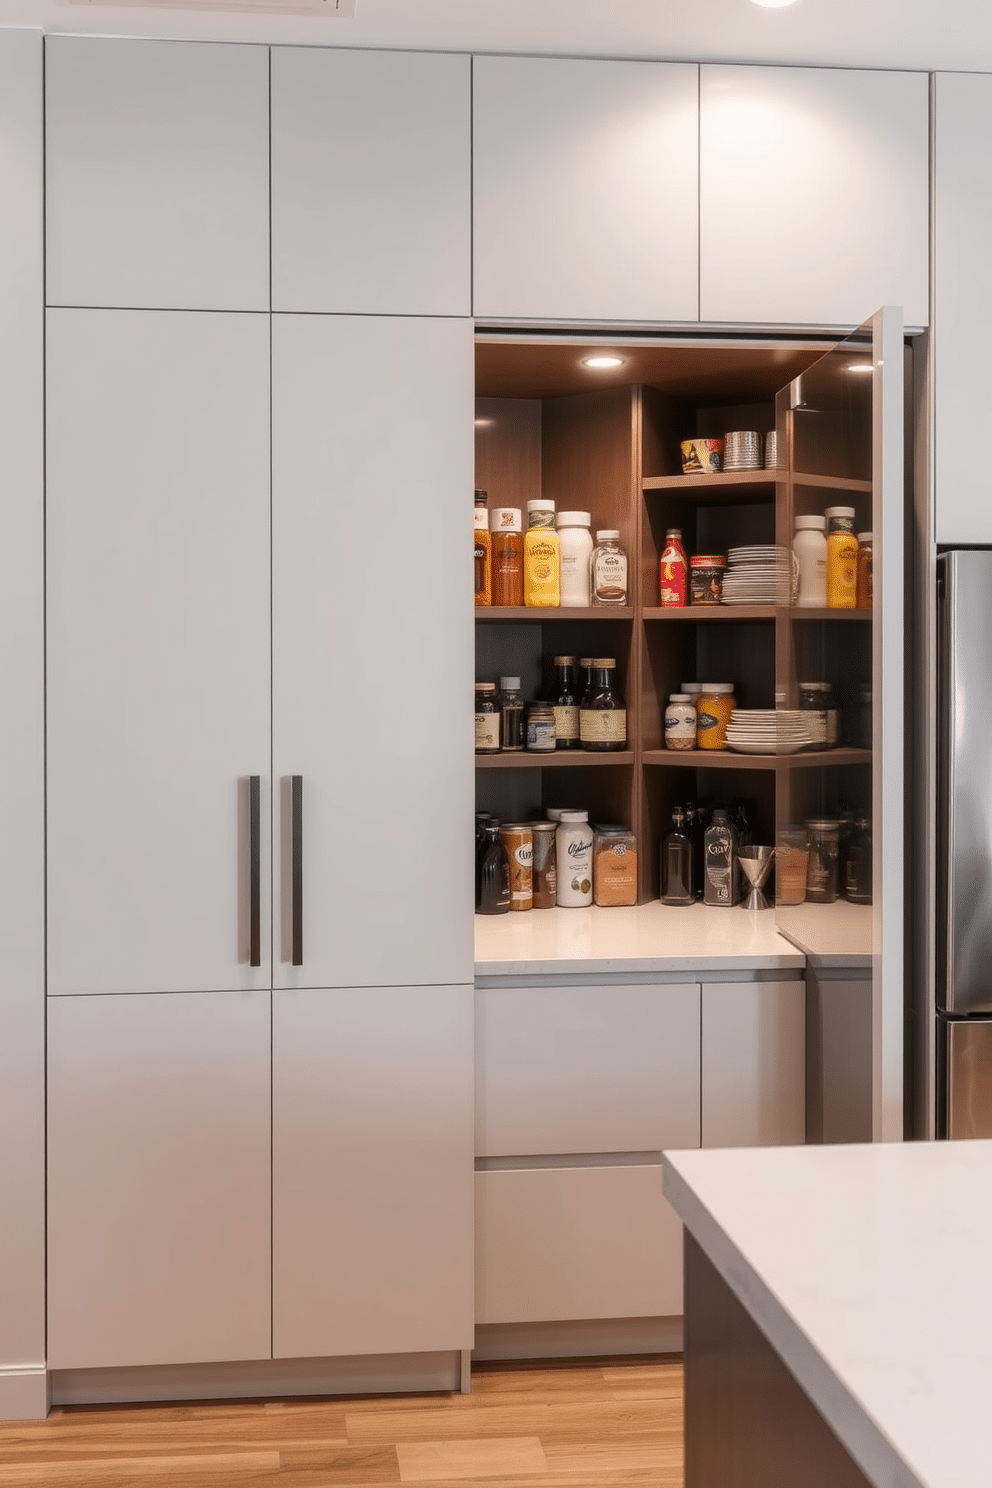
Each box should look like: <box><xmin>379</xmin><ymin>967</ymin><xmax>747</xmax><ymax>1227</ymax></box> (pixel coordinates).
<box><xmin>938</xmin><ymin>549</ymin><xmax>992</xmax><ymax>1015</ymax></box>
<box><xmin>939</xmin><ymin>1015</ymin><xmax>992</xmax><ymax>1138</ymax></box>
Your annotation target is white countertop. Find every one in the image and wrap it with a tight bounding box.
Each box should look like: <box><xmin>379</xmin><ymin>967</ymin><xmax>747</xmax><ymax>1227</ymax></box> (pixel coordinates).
<box><xmin>777</xmin><ymin>898</ymin><xmax>874</xmax><ymax>965</ymax></box>
<box><xmin>663</xmin><ymin>1141</ymin><xmax>992</xmax><ymax>1488</ymax></box>
<box><xmin>475</xmin><ymin>901</ymin><xmax>805</xmax><ymax>975</ymax></box>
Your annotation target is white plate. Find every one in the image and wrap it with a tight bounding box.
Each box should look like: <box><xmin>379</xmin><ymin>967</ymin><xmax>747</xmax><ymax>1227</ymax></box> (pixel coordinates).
<box><xmin>727</xmin><ymin>737</ymin><xmax>813</xmax><ymax>755</ymax></box>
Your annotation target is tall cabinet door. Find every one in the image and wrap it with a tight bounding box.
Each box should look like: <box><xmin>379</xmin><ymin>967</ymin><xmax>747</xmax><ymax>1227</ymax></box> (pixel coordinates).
<box><xmin>47</xmin><ymin>309</ymin><xmax>272</xmax><ymax>995</ymax></box>
<box><xmin>271</xmin><ymin>314</ymin><xmax>474</xmax><ymax>990</ymax></box>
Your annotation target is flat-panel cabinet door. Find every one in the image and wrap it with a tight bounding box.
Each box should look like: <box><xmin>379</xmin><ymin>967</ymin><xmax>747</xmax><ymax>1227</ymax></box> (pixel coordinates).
<box><xmin>48</xmin><ymin>990</ymin><xmax>271</xmax><ymax>1370</ymax></box>
<box><xmin>271</xmin><ymin>48</ymin><xmax>470</xmax><ymax>316</ymax></box>
<box><xmin>272</xmin><ymin>984</ymin><xmax>474</xmax><ymax>1359</ymax></box>
<box><xmin>271</xmin><ymin>314</ymin><xmax>473</xmax><ymax>989</ymax></box>
<box><xmin>701</xmin><ymin>981</ymin><xmax>805</xmax><ymax>1148</ymax></box>
<box><xmin>45</xmin><ymin>37</ymin><xmax>269</xmax><ymax>312</ymax></box>
<box><xmin>700</xmin><ymin>65</ymin><xmax>929</xmax><ymax>328</ymax></box>
<box><xmin>473</xmin><ymin>56</ymin><xmax>698</xmax><ymax>323</ymax></box>
<box><xmin>47</xmin><ymin>309</ymin><xmax>271</xmax><ymax>996</ymax></box>
<box><xmin>934</xmin><ymin>72</ymin><xmax>992</xmax><ymax>543</ymax></box>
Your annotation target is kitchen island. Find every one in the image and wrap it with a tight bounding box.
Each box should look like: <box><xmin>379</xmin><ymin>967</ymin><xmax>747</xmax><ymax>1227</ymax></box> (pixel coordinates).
<box><xmin>663</xmin><ymin>1141</ymin><xmax>990</xmax><ymax>1488</ymax></box>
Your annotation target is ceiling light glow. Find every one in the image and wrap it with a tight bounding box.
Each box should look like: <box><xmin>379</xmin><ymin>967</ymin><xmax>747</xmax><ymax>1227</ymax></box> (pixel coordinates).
<box><xmin>750</xmin><ymin>0</ymin><xmax>799</xmax><ymax>8</ymax></box>
<box><xmin>582</xmin><ymin>355</ymin><xmax>625</xmax><ymax>370</ymax></box>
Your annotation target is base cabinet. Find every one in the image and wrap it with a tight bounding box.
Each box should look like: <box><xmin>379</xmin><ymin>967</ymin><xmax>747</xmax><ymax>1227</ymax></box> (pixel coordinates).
<box><xmin>701</xmin><ymin>980</ymin><xmax>806</xmax><ymax>1147</ymax></box>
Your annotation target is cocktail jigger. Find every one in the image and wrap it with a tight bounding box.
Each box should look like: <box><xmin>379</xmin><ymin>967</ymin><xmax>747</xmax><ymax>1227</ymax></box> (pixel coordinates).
<box><xmin>738</xmin><ymin>846</ymin><xmax>775</xmax><ymax>910</ymax></box>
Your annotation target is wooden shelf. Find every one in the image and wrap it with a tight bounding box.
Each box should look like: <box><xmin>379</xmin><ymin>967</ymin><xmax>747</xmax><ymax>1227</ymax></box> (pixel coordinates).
<box><xmin>476</xmin><ymin>750</ymin><xmax>635</xmax><ymax>769</ymax></box>
<box><xmin>793</xmin><ymin>472</ymin><xmax>872</xmax><ymax>494</ymax></box>
<box><xmin>642</xmin><ymin>746</ymin><xmax>871</xmax><ymax>771</ymax></box>
<box><xmin>788</xmin><ymin>606</ymin><xmax>872</xmax><ymax>620</ymax></box>
<box><xmin>643</xmin><ymin>605</ymin><xmax>776</xmax><ymax>621</ymax></box>
<box><xmin>785</xmin><ymin>748</ymin><xmax>872</xmax><ymax>769</ymax></box>
<box><xmin>643</xmin><ymin>469</ymin><xmax>775</xmax><ymax>501</ymax></box>
<box><xmin>477</xmin><ymin>606</ymin><xmax>634</xmax><ymax>622</ymax></box>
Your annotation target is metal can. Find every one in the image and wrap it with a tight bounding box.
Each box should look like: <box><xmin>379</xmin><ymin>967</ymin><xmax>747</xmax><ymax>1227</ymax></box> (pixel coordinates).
<box><xmin>689</xmin><ymin>554</ymin><xmax>727</xmax><ymax>605</ymax></box>
<box><xmin>530</xmin><ymin>821</ymin><xmax>558</xmax><ymax>909</ymax></box>
<box><xmin>526</xmin><ymin>702</ymin><xmax>557</xmax><ymax>752</ymax></box>
<box><xmin>498</xmin><ymin>824</ymin><xmax>533</xmax><ymax>911</ymax></box>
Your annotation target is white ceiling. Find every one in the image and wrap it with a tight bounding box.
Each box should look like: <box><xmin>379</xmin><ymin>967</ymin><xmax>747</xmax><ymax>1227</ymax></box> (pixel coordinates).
<box><xmin>2</xmin><ymin>0</ymin><xmax>991</xmax><ymax>74</ymax></box>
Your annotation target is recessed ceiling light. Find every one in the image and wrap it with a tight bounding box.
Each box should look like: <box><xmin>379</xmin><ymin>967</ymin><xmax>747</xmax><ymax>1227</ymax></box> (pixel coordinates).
<box><xmin>750</xmin><ymin>0</ymin><xmax>799</xmax><ymax>8</ymax></box>
<box><xmin>846</xmin><ymin>363</ymin><xmax>874</xmax><ymax>374</ymax></box>
<box><xmin>582</xmin><ymin>355</ymin><xmax>625</xmax><ymax>370</ymax></box>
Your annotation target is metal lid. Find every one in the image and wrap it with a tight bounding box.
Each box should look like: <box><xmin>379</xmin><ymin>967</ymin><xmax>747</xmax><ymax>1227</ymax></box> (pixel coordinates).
<box><xmin>858</xmin><ymin>531</ymin><xmax>873</xmax><ymax>543</ymax></box>
<box><xmin>591</xmin><ymin>657</ymin><xmax>617</xmax><ymax>668</ymax></box>
<box><xmin>530</xmin><ymin>820</ymin><xmax>558</xmax><ymax>834</ymax></box>
<box><xmin>499</xmin><ymin>677</ymin><xmax>521</xmax><ymax>690</ymax></box>
<box><xmin>475</xmin><ymin>681</ymin><xmax>496</xmax><ymax>691</ymax></box>
<box><xmin>690</xmin><ymin>554</ymin><xmax>726</xmax><ymax>567</ymax></box>
<box><xmin>595</xmin><ymin>823</ymin><xmax>631</xmax><ymax>835</ymax></box>
<box><xmin>553</xmin><ymin>655</ymin><xmax>577</xmax><ymax>665</ymax></box>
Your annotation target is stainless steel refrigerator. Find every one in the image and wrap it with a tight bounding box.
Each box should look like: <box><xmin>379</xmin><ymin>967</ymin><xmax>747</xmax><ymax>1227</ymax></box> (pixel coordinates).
<box><xmin>937</xmin><ymin>548</ymin><xmax>992</xmax><ymax>1136</ymax></box>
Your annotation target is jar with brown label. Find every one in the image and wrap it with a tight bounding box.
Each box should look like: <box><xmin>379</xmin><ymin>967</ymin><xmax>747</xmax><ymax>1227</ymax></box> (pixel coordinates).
<box><xmin>530</xmin><ymin>821</ymin><xmax>558</xmax><ymax>909</ymax></box>
<box><xmin>689</xmin><ymin>554</ymin><xmax>726</xmax><ymax>605</ymax></box>
<box><xmin>593</xmin><ymin>825</ymin><xmax>638</xmax><ymax>907</ymax></box>
<box><xmin>580</xmin><ymin>658</ymin><xmax>627</xmax><ymax>752</ymax></box>
<box><xmin>498</xmin><ymin>823</ymin><xmax>533</xmax><ymax>911</ymax></box>
<box><xmin>474</xmin><ymin>682</ymin><xmax>500</xmax><ymax>754</ymax></box>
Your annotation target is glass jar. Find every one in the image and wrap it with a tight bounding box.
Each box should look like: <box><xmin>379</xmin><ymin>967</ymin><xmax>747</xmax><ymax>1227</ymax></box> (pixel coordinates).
<box><xmin>775</xmin><ymin>825</ymin><xmax>809</xmax><ymax>906</ymax></box>
<box><xmin>857</xmin><ymin>531</ymin><xmax>873</xmax><ymax>609</ymax></box>
<box><xmin>805</xmin><ymin>819</ymin><xmax>840</xmax><ymax>903</ymax></box>
<box><xmin>825</xmin><ymin>506</ymin><xmax>858</xmax><ymax>609</ymax></box>
<box><xmin>591</xmin><ymin>530</ymin><xmax>629</xmax><ymax>606</ymax></box>
<box><xmin>556</xmin><ymin>811</ymin><xmax>594</xmax><ymax>907</ymax></box>
<box><xmin>664</xmin><ymin>692</ymin><xmax>696</xmax><ymax>751</ymax></box>
<box><xmin>557</xmin><ymin>511</ymin><xmax>594</xmax><ymax>607</ymax></box>
<box><xmin>689</xmin><ymin>554</ymin><xmax>726</xmax><ymax>606</ymax></box>
<box><xmin>580</xmin><ymin>659</ymin><xmax>627</xmax><ymax>752</ymax></box>
<box><xmin>525</xmin><ymin>702</ymin><xmax>556</xmax><ymax>753</ymax></box>
<box><xmin>474</xmin><ymin>682</ymin><xmax>500</xmax><ymax>754</ymax></box>
<box><xmin>498</xmin><ymin>676</ymin><xmax>525</xmax><ymax>752</ymax></box>
<box><xmin>798</xmin><ymin>681</ymin><xmax>838</xmax><ymax>751</ymax></box>
<box><xmin>530</xmin><ymin>821</ymin><xmax>558</xmax><ymax>909</ymax></box>
<box><xmin>593</xmin><ymin>825</ymin><xmax>638</xmax><ymax>907</ymax></box>
<box><xmin>696</xmin><ymin>682</ymin><xmax>736</xmax><ymax>750</ymax></box>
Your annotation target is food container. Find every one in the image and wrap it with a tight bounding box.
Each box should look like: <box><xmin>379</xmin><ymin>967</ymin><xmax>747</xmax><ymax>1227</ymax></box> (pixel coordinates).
<box><xmin>696</xmin><ymin>682</ymin><xmax>736</xmax><ymax>750</ymax></box>
<box><xmin>775</xmin><ymin>825</ymin><xmax>809</xmax><ymax>905</ymax></box>
<box><xmin>680</xmin><ymin>437</ymin><xmax>723</xmax><ymax>474</ymax></box>
<box><xmin>593</xmin><ymin>825</ymin><xmax>638</xmax><ymax>907</ymax></box>
<box><xmin>805</xmin><ymin>819</ymin><xmax>840</xmax><ymax>904</ymax></box>
<box><xmin>798</xmin><ymin>681</ymin><xmax>839</xmax><ymax>750</ymax></box>
<box><xmin>529</xmin><ymin>821</ymin><xmax>558</xmax><ymax>909</ymax></box>
<box><xmin>689</xmin><ymin>554</ymin><xmax>727</xmax><ymax>605</ymax></box>
<box><xmin>498</xmin><ymin>823</ymin><xmax>533</xmax><ymax>911</ymax></box>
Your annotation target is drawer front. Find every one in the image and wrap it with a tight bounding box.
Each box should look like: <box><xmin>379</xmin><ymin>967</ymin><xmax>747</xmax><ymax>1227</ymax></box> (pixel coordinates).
<box><xmin>476</xmin><ymin>982</ymin><xmax>700</xmax><ymax>1156</ymax></box>
<box><xmin>476</xmin><ymin>1165</ymin><xmax>685</xmax><ymax>1324</ymax></box>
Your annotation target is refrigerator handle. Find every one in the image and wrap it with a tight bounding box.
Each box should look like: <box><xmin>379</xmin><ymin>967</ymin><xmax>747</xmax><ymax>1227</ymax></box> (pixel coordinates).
<box><xmin>291</xmin><ymin>775</ymin><xmax>303</xmax><ymax>967</ymax></box>
<box><xmin>248</xmin><ymin>775</ymin><xmax>261</xmax><ymax>968</ymax></box>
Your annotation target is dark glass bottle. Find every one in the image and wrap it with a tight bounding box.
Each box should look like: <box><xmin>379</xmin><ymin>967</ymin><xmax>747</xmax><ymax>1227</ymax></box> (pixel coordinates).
<box><xmin>552</xmin><ymin>654</ymin><xmax>580</xmax><ymax>750</ymax></box>
<box><xmin>661</xmin><ymin>807</ymin><xmax>694</xmax><ymax>906</ymax></box>
<box><xmin>475</xmin><ymin>813</ymin><xmax>492</xmax><ymax>909</ymax></box>
<box><xmin>844</xmin><ymin>816</ymin><xmax>873</xmax><ymax>904</ymax></box>
<box><xmin>477</xmin><ymin>822</ymin><xmax>511</xmax><ymax>915</ymax></box>
<box><xmin>684</xmin><ymin>801</ymin><xmax>706</xmax><ymax>899</ymax></box>
<box><xmin>579</xmin><ymin>658</ymin><xmax>627</xmax><ymax>753</ymax></box>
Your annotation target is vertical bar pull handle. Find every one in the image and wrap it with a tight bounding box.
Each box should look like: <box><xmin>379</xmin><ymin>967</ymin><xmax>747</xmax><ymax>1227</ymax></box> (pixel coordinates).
<box><xmin>249</xmin><ymin>775</ymin><xmax>261</xmax><ymax>968</ymax></box>
<box><xmin>292</xmin><ymin>774</ymin><xmax>303</xmax><ymax>967</ymax></box>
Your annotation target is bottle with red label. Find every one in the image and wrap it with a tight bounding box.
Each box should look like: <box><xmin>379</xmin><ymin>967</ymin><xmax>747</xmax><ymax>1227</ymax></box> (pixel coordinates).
<box><xmin>659</xmin><ymin>527</ymin><xmax>688</xmax><ymax>607</ymax></box>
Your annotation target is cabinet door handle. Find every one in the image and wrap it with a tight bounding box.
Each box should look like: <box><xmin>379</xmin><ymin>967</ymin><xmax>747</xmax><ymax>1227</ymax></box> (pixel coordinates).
<box><xmin>292</xmin><ymin>774</ymin><xmax>303</xmax><ymax>967</ymax></box>
<box><xmin>249</xmin><ymin>775</ymin><xmax>261</xmax><ymax>968</ymax></box>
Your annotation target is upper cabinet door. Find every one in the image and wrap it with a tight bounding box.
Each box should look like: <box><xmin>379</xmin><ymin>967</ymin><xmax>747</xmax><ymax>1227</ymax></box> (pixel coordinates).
<box><xmin>934</xmin><ymin>73</ymin><xmax>992</xmax><ymax>543</ymax></box>
<box><xmin>700</xmin><ymin>66</ymin><xmax>929</xmax><ymax>329</ymax></box>
<box><xmin>45</xmin><ymin>37</ymin><xmax>269</xmax><ymax>311</ymax></box>
<box><xmin>47</xmin><ymin>309</ymin><xmax>272</xmax><ymax>996</ymax></box>
<box><xmin>473</xmin><ymin>56</ymin><xmax>698</xmax><ymax>323</ymax></box>
<box><xmin>271</xmin><ymin>48</ymin><xmax>470</xmax><ymax>316</ymax></box>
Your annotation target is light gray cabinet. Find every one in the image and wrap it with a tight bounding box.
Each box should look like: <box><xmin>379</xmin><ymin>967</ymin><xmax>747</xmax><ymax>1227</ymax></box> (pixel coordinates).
<box><xmin>45</xmin><ymin>37</ymin><xmax>269</xmax><ymax>312</ymax></box>
<box><xmin>472</xmin><ymin>55</ymin><xmax>699</xmax><ymax>323</ymax></box>
<box><xmin>699</xmin><ymin>64</ymin><xmax>930</xmax><ymax>328</ymax></box>
<box><xmin>271</xmin><ymin>47</ymin><xmax>470</xmax><ymax>316</ymax></box>
<box><xmin>701</xmin><ymin>980</ymin><xmax>806</xmax><ymax>1148</ymax></box>
<box><xmin>47</xmin><ymin>991</ymin><xmax>272</xmax><ymax>1370</ymax></box>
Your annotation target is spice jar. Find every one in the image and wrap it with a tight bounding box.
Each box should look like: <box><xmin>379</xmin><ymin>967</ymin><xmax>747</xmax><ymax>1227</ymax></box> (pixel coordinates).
<box><xmin>826</xmin><ymin>506</ymin><xmax>858</xmax><ymax>609</ymax></box>
<box><xmin>525</xmin><ymin>702</ymin><xmax>556</xmax><ymax>753</ymax></box>
<box><xmin>591</xmin><ymin>530</ymin><xmax>629</xmax><ymax>606</ymax></box>
<box><xmin>593</xmin><ymin>825</ymin><xmax>638</xmax><ymax>907</ymax></box>
<box><xmin>664</xmin><ymin>693</ymin><xmax>696</xmax><ymax>751</ymax></box>
<box><xmin>556</xmin><ymin>810</ymin><xmax>594</xmax><ymax>907</ymax></box>
<box><xmin>557</xmin><ymin>511</ymin><xmax>594</xmax><ymax>607</ymax></box>
<box><xmin>689</xmin><ymin>554</ymin><xmax>727</xmax><ymax>606</ymax></box>
<box><xmin>490</xmin><ymin>507</ymin><xmax>524</xmax><ymax>607</ymax></box>
<box><xmin>474</xmin><ymin>682</ymin><xmax>500</xmax><ymax>754</ymax></box>
<box><xmin>659</xmin><ymin>528</ymin><xmax>688</xmax><ymax>607</ymax></box>
<box><xmin>696</xmin><ymin>682</ymin><xmax>736</xmax><ymax>750</ymax></box>
<box><xmin>474</xmin><ymin>490</ymin><xmax>491</xmax><ymax>607</ymax></box>
<box><xmin>498</xmin><ymin>823</ymin><xmax>533</xmax><ymax>911</ymax></box>
<box><xmin>857</xmin><ymin>531</ymin><xmax>873</xmax><ymax>609</ymax></box>
<box><xmin>530</xmin><ymin>821</ymin><xmax>558</xmax><ymax>909</ymax></box>
<box><xmin>805</xmin><ymin>819</ymin><xmax>840</xmax><ymax>903</ymax></box>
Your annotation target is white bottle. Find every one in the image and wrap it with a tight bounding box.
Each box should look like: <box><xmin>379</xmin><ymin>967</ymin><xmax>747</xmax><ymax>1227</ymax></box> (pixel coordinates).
<box><xmin>664</xmin><ymin>693</ymin><xmax>696</xmax><ymax>752</ymax></box>
<box><xmin>556</xmin><ymin>511</ymin><xmax>594</xmax><ymax>607</ymax></box>
<box><xmin>556</xmin><ymin>810</ymin><xmax>594</xmax><ymax>907</ymax></box>
<box><xmin>794</xmin><ymin>515</ymin><xmax>828</xmax><ymax>607</ymax></box>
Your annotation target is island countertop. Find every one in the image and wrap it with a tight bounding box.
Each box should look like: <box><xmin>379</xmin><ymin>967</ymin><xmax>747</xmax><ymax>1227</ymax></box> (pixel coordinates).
<box><xmin>663</xmin><ymin>1141</ymin><xmax>992</xmax><ymax>1488</ymax></box>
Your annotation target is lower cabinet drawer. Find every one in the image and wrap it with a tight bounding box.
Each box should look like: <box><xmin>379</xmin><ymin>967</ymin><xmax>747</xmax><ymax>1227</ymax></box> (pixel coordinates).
<box><xmin>475</xmin><ymin>1164</ymin><xmax>683</xmax><ymax>1325</ymax></box>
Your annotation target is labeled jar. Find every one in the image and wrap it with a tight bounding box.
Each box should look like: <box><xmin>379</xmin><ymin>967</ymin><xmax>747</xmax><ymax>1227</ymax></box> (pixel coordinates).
<box><xmin>826</xmin><ymin>506</ymin><xmax>858</xmax><ymax>609</ymax></box>
<box><xmin>557</xmin><ymin>511</ymin><xmax>594</xmax><ymax>607</ymax></box>
<box><xmin>525</xmin><ymin>702</ymin><xmax>557</xmax><ymax>753</ymax></box>
<box><xmin>593</xmin><ymin>825</ymin><xmax>638</xmax><ymax>907</ymax></box>
<box><xmin>659</xmin><ymin>528</ymin><xmax>688</xmax><ymax>607</ymax></box>
<box><xmin>591</xmin><ymin>530</ymin><xmax>629</xmax><ymax>606</ymax></box>
<box><xmin>798</xmin><ymin>681</ymin><xmax>838</xmax><ymax>750</ymax></box>
<box><xmin>524</xmin><ymin>500</ymin><xmax>561</xmax><ymax>607</ymax></box>
<box><xmin>689</xmin><ymin>554</ymin><xmax>727</xmax><ymax>606</ymax></box>
<box><xmin>530</xmin><ymin>821</ymin><xmax>558</xmax><ymax>909</ymax></box>
<box><xmin>490</xmin><ymin>507</ymin><xmax>524</xmax><ymax>607</ymax></box>
<box><xmin>580</xmin><ymin>659</ymin><xmax>627</xmax><ymax>752</ymax></box>
<box><xmin>552</xmin><ymin>655</ymin><xmax>580</xmax><ymax>750</ymax></box>
<box><xmin>805</xmin><ymin>819</ymin><xmax>840</xmax><ymax>903</ymax></box>
<box><xmin>775</xmin><ymin>825</ymin><xmax>809</xmax><ymax>906</ymax></box>
<box><xmin>474</xmin><ymin>490</ymin><xmax>491</xmax><ymax>607</ymax></box>
<box><xmin>498</xmin><ymin>677</ymin><xmax>525</xmax><ymax>752</ymax></box>
<box><xmin>556</xmin><ymin>810</ymin><xmax>594</xmax><ymax>907</ymax></box>
<box><xmin>857</xmin><ymin>531</ymin><xmax>873</xmax><ymax>609</ymax></box>
<box><xmin>696</xmin><ymin>683</ymin><xmax>736</xmax><ymax>750</ymax></box>
<box><xmin>474</xmin><ymin>682</ymin><xmax>500</xmax><ymax>754</ymax></box>
<box><xmin>498</xmin><ymin>824</ymin><xmax>533</xmax><ymax>911</ymax></box>
<box><xmin>664</xmin><ymin>693</ymin><xmax>696</xmax><ymax>751</ymax></box>
<box><xmin>794</xmin><ymin>514</ymin><xmax>828</xmax><ymax>608</ymax></box>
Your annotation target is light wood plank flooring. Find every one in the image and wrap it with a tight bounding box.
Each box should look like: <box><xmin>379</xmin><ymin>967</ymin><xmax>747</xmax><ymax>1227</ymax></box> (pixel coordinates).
<box><xmin>0</xmin><ymin>1357</ymin><xmax>684</xmax><ymax>1487</ymax></box>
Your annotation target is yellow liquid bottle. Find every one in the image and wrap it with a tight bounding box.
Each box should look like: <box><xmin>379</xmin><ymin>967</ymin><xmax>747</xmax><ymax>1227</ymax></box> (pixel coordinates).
<box><xmin>825</xmin><ymin>505</ymin><xmax>858</xmax><ymax>609</ymax></box>
<box><xmin>524</xmin><ymin>500</ymin><xmax>560</xmax><ymax>607</ymax></box>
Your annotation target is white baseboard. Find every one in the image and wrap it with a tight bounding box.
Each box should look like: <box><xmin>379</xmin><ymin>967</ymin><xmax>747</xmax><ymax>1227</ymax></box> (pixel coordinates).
<box><xmin>0</xmin><ymin>1365</ymin><xmax>49</xmax><ymax>1421</ymax></box>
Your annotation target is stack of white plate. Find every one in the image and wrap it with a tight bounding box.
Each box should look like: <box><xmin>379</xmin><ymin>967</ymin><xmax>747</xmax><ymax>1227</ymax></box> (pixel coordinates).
<box><xmin>725</xmin><ymin>709</ymin><xmax>815</xmax><ymax>755</ymax></box>
<box><xmin>722</xmin><ymin>545</ymin><xmax>793</xmax><ymax>605</ymax></box>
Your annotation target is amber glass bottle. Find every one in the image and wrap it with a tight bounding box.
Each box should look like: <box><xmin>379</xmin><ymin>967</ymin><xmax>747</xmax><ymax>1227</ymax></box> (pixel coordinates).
<box><xmin>579</xmin><ymin>659</ymin><xmax>627</xmax><ymax>752</ymax></box>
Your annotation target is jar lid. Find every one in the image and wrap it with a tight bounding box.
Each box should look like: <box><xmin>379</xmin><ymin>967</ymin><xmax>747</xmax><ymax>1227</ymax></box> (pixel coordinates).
<box><xmin>559</xmin><ymin>810</ymin><xmax>589</xmax><ymax>823</ymax></box>
<box><xmin>475</xmin><ymin>681</ymin><xmax>496</xmax><ymax>691</ymax></box>
<box><xmin>557</xmin><ymin>511</ymin><xmax>591</xmax><ymax>526</ymax></box>
<box><xmin>490</xmin><ymin>507</ymin><xmax>522</xmax><ymax>532</ymax></box>
<box><xmin>700</xmin><ymin>681</ymin><xmax>734</xmax><ymax>693</ymax></box>
<box><xmin>665</xmin><ymin>528</ymin><xmax>683</xmax><ymax>538</ymax></box>
<box><xmin>680</xmin><ymin>681</ymin><xmax>702</xmax><ymax>693</ymax></box>
<box><xmin>596</xmin><ymin>529</ymin><xmax>620</xmax><ymax>540</ymax></box>
<box><xmin>527</xmin><ymin>499</ymin><xmax>555</xmax><ymax>512</ymax></box>
<box><xmin>579</xmin><ymin>657</ymin><xmax>594</xmax><ymax>667</ymax></box>
<box><xmin>529</xmin><ymin>820</ymin><xmax>558</xmax><ymax>834</ymax></box>
<box><xmin>824</xmin><ymin>505</ymin><xmax>856</xmax><ymax>518</ymax></box>
<box><xmin>546</xmin><ymin>807</ymin><xmax>578</xmax><ymax>821</ymax></box>
<box><xmin>553</xmin><ymin>654</ymin><xmax>577</xmax><ymax>665</ymax></box>
<box><xmin>499</xmin><ymin>676</ymin><xmax>521</xmax><ymax>690</ymax></box>
<box><xmin>669</xmin><ymin>693</ymin><xmax>692</xmax><ymax>702</ymax></box>
<box><xmin>805</xmin><ymin>818</ymin><xmax>840</xmax><ymax>832</ymax></box>
<box><xmin>690</xmin><ymin>554</ymin><xmax>726</xmax><ymax>567</ymax></box>
<box><xmin>858</xmin><ymin>531</ymin><xmax>873</xmax><ymax>543</ymax></box>
<box><xmin>794</xmin><ymin>514</ymin><xmax>826</xmax><ymax>530</ymax></box>
<box><xmin>595</xmin><ymin>824</ymin><xmax>631</xmax><ymax>836</ymax></box>
<box><xmin>499</xmin><ymin>822</ymin><xmax>532</xmax><ymax>833</ymax></box>
<box><xmin>591</xmin><ymin>657</ymin><xmax>617</xmax><ymax>667</ymax></box>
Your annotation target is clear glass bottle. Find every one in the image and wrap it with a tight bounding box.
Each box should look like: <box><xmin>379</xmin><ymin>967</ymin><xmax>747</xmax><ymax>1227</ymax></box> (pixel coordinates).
<box><xmin>523</xmin><ymin>500</ymin><xmax>560</xmax><ymax>607</ymax></box>
<box><xmin>661</xmin><ymin>808</ymin><xmax>694</xmax><ymax>906</ymax></box>
<box><xmin>591</xmin><ymin>530</ymin><xmax>628</xmax><ymax>606</ymax></box>
<box><xmin>580</xmin><ymin>658</ymin><xmax>627</xmax><ymax>752</ymax></box>
<box><xmin>498</xmin><ymin>676</ymin><xmax>525</xmax><ymax>752</ymax></box>
<box><xmin>557</xmin><ymin>511</ymin><xmax>594</xmax><ymax>607</ymax></box>
<box><xmin>477</xmin><ymin>822</ymin><xmax>510</xmax><ymax>915</ymax></box>
<box><xmin>552</xmin><ymin>655</ymin><xmax>580</xmax><ymax>751</ymax></box>
<box><xmin>703</xmin><ymin>808</ymin><xmax>739</xmax><ymax>906</ymax></box>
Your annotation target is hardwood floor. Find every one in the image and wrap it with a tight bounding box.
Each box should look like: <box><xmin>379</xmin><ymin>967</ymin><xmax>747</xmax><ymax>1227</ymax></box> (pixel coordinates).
<box><xmin>0</xmin><ymin>1358</ymin><xmax>684</xmax><ymax>1487</ymax></box>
